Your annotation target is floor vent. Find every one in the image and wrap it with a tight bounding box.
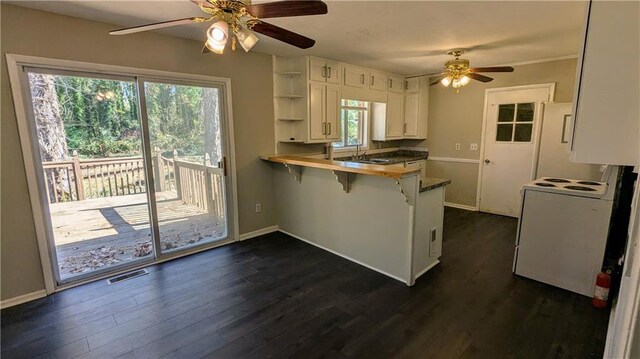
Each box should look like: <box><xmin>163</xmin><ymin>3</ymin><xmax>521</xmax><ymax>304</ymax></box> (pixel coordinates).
<box><xmin>107</xmin><ymin>269</ymin><xmax>148</xmax><ymax>284</ymax></box>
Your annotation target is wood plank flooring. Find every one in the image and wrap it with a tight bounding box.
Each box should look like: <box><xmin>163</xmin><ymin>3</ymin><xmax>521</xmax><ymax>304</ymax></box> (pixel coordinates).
<box><xmin>1</xmin><ymin>208</ymin><xmax>609</xmax><ymax>358</ymax></box>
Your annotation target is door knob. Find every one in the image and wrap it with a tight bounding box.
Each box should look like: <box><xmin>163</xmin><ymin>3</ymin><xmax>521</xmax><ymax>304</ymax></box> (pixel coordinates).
<box><xmin>484</xmin><ymin>159</ymin><xmax>491</xmax><ymax>164</ymax></box>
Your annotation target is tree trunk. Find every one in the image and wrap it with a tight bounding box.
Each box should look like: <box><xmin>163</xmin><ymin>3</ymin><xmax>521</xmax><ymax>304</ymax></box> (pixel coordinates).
<box><xmin>202</xmin><ymin>88</ymin><xmax>221</xmax><ymax>165</ymax></box>
<box><xmin>29</xmin><ymin>73</ymin><xmax>70</xmax><ymax>201</ymax></box>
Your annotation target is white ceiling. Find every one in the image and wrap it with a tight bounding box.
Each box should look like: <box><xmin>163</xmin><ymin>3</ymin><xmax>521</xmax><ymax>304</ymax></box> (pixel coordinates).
<box><xmin>10</xmin><ymin>0</ymin><xmax>588</xmax><ymax>75</ymax></box>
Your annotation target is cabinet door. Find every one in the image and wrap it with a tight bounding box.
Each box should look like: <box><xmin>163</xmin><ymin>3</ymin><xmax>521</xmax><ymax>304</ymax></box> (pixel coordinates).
<box><xmin>325</xmin><ymin>61</ymin><xmax>342</xmax><ymax>85</ymax></box>
<box><xmin>325</xmin><ymin>84</ymin><xmax>341</xmax><ymax>141</ymax></box>
<box><xmin>571</xmin><ymin>1</ymin><xmax>639</xmax><ymax>165</ymax></box>
<box><xmin>369</xmin><ymin>70</ymin><xmax>387</xmax><ymax>91</ymax></box>
<box><xmin>309</xmin><ymin>83</ymin><xmax>326</xmax><ymax>140</ymax></box>
<box><xmin>344</xmin><ymin>65</ymin><xmax>366</xmax><ymax>88</ymax></box>
<box><xmin>403</xmin><ymin>92</ymin><xmax>419</xmax><ymax>137</ymax></box>
<box><xmin>309</xmin><ymin>58</ymin><xmax>327</xmax><ymax>82</ymax></box>
<box><xmin>405</xmin><ymin>77</ymin><xmax>420</xmax><ymax>93</ymax></box>
<box><xmin>388</xmin><ymin>75</ymin><xmax>404</xmax><ymax>93</ymax></box>
<box><xmin>386</xmin><ymin>93</ymin><xmax>404</xmax><ymax>138</ymax></box>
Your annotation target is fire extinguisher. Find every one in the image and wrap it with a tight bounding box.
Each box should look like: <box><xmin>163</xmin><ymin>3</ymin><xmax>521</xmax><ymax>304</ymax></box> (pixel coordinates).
<box><xmin>592</xmin><ymin>270</ymin><xmax>612</xmax><ymax>308</ymax></box>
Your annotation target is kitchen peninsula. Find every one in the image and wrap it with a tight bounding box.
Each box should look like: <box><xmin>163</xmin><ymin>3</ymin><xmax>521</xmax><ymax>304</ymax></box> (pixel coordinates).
<box><xmin>262</xmin><ymin>155</ymin><xmax>449</xmax><ymax>285</ymax></box>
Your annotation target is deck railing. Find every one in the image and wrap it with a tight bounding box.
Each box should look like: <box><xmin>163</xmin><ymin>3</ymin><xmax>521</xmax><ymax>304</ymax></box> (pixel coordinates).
<box><xmin>42</xmin><ymin>151</ymin><xmax>225</xmax><ymax>217</ymax></box>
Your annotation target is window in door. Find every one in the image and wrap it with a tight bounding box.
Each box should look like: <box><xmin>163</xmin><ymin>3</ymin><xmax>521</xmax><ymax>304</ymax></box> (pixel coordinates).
<box><xmin>333</xmin><ymin>99</ymin><xmax>369</xmax><ymax>148</ymax></box>
<box><xmin>496</xmin><ymin>102</ymin><xmax>535</xmax><ymax>142</ymax></box>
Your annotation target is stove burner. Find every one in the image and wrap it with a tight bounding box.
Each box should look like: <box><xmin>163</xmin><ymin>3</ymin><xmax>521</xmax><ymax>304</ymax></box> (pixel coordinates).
<box><xmin>544</xmin><ymin>178</ymin><xmax>571</xmax><ymax>183</ymax></box>
<box><xmin>535</xmin><ymin>182</ymin><xmax>556</xmax><ymax>187</ymax></box>
<box><xmin>565</xmin><ymin>185</ymin><xmax>597</xmax><ymax>192</ymax></box>
<box><xmin>577</xmin><ymin>181</ymin><xmax>602</xmax><ymax>186</ymax></box>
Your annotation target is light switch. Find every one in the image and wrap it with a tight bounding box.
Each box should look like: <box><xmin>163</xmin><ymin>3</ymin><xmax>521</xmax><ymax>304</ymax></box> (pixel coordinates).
<box><xmin>470</xmin><ymin>143</ymin><xmax>478</xmax><ymax>151</ymax></box>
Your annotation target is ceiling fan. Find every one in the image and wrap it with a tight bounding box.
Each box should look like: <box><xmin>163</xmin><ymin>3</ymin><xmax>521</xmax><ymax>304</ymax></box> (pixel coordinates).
<box><xmin>429</xmin><ymin>49</ymin><xmax>514</xmax><ymax>92</ymax></box>
<box><xmin>109</xmin><ymin>0</ymin><xmax>328</xmax><ymax>54</ymax></box>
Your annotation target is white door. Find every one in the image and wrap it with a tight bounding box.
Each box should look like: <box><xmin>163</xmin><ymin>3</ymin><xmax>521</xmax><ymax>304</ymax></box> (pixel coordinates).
<box><xmin>479</xmin><ymin>85</ymin><xmax>553</xmax><ymax>217</ymax></box>
<box><xmin>403</xmin><ymin>92</ymin><xmax>419</xmax><ymax>137</ymax></box>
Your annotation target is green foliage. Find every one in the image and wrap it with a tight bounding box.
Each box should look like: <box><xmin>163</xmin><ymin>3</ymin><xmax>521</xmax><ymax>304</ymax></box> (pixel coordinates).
<box><xmin>51</xmin><ymin>75</ymin><xmax>212</xmax><ymax>159</ymax></box>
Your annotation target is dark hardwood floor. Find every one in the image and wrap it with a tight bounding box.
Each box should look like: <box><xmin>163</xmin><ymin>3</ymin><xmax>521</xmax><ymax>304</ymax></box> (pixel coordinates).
<box><xmin>1</xmin><ymin>208</ymin><xmax>609</xmax><ymax>358</ymax></box>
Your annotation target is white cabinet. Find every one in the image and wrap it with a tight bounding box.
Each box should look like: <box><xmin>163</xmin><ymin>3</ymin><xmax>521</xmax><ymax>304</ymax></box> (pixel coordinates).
<box><xmin>388</xmin><ymin>75</ymin><xmax>405</xmax><ymax>93</ymax></box>
<box><xmin>309</xmin><ymin>83</ymin><xmax>340</xmax><ymax>142</ymax></box>
<box><xmin>309</xmin><ymin>57</ymin><xmax>341</xmax><ymax>84</ymax></box>
<box><xmin>369</xmin><ymin>70</ymin><xmax>387</xmax><ymax>92</ymax></box>
<box><xmin>404</xmin><ymin>92</ymin><xmax>419</xmax><ymax>137</ymax></box>
<box><xmin>344</xmin><ymin>65</ymin><xmax>367</xmax><ymax>88</ymax></box>
<box><xmin>372</xmin><ymin>93</ymin><xmax>404</xmax><ymax>141</ymax></box>
<box><xmin>405</xmin><ymin>77</ymin><xmax>420</xmax><ymax>93</ymax></box>
<box><xmin>403</xmin><ymin>76</ymin><xmax>429</xmax><ymax>139</ymax></box>
<box><xmin>570</xmin><ymin>0</ymin><xmax>639</xmax><ymax>165</ymax></box>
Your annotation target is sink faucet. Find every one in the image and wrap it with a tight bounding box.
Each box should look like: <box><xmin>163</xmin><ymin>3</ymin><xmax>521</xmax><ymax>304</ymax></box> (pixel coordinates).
<box><xmin>352</xmin><ymin>145</ymin><xmax>367</xmax><ymax>160</ymax></box>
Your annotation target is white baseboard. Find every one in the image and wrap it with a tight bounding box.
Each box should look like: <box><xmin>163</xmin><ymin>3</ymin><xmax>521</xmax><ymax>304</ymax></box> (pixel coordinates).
<box><xmin>444</xmin><ymin>202</ymin><xmax>478</xmax><ymax>211</ymax></box>
<box><xmin>239</xmin><ymin>225</ymin><xmax>279</xmax><ymax>241</ymax></box>
<box><xmin>278</xmin><ymin>229</ymin><xmax>409</xmax><ymax>285</ymax></box>
<box><xmin>1</xmin><ymin>289</ymin><xmax>47</xmax><ymax>309</ymax></box>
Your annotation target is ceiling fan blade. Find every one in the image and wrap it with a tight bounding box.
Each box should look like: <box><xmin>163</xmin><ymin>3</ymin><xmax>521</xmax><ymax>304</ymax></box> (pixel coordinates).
<box><xmin>252</xmin><ymin>22</ymin><xmax>315</xmax><ymax>49</ymax></box>
<box><xmin>469</xmin><ymin>66</ymin><xmax>514</xmax><ymax>73</ymax></box>
<box><xmin>429</xmin><ymin>76</ymin><xmax>445</xmax><ymax>86</ymax></box>
<box><xmin>468</xmin><ymin>73</ymin><xmax>494</xmax><ymax>83</ymax></box>
<box><xmin>246</xmin><ymin>1</ymin><xmax>328</xmax><ymax>19</ymax></box>
<box><xmin>110</xmin><ymin>17</ymin><xmax>207</xmax><ymax>35</ymax></box>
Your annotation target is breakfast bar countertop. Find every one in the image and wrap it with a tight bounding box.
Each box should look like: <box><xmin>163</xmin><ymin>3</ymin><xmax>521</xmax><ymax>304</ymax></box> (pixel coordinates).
<box><xmin>260</xmin><ymin>155</ymin><xmax>421</xmax><ymax>179</ymax></box>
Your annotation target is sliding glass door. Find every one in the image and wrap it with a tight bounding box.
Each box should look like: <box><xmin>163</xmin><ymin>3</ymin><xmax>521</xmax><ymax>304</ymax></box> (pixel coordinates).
<box><xmin>140</xmin><ymin>80</ymin><xmax>228</xmax><ymax>254</ymax></box>
<box><xmin>18</xmin><ymin>66</ymin><xmax>232</xmax><ymax>285</ymax></box>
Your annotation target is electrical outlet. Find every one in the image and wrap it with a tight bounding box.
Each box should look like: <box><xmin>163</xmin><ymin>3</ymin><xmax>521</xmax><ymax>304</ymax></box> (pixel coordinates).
<box><xmin>255</xmin><ymin>203</ymin><xmax>261</xmax><ymax>213</ymax></box>
<box><xmin>470</xmin><ymin>143</ymin><xmax>478</xmax><ymax>151</ymax></box>
<box><xmin>455</xmin><ymin>143</ymin><xmax>461</xmax><ymax>151</ymax></box>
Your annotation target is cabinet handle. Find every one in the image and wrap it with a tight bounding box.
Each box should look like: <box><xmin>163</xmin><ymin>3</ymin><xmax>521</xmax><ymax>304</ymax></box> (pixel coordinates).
<box><xmin>405</xmin><ymin>80</ymin><xmax>408</xmax><ymax>90</ymax></box>
<box><xmin>328</xmin><ymin>66</ymin><xmax>332</xmax><ymax>79</ymax></box>
<box><xmin>404</xmin><ymin>123</ymin><xmax>407</xmax><ymax>133</ymax></box>
<box><xmin>389</xmin><ymin>78</ymin><xmax>392</xmax><ymax>88</ymax></box>
<box><xmin>327</xmin><ymin>123</ymin><xmax>331</xmax><ymax>135</ymax></box>
<box><xmin>361</xmin><ymin>73</ymin><xmax>365</xmax><ymax>85</ymax></box>
<box><xmin>370</xmin><ymin>75</ymin><xmax>374</xmax><ymax>86</ymax></box>
<box><xmin>322</xmin><ymin>66</ymin><xmax>327</xmax><ymax>78</ymax></box>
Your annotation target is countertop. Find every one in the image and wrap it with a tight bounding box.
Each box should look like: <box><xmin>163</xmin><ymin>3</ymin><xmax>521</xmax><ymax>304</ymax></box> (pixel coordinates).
<box><xmin>420</xmin><ymin>178</ymin><xmax>451</xmax><ymax>193</ymax></box>
<box><xmin>261</xmin><ymin>155</ymin><xmax>421</xmax><ymax>179</ymax></box>
<box><xmin>335</xmin><ymin>150</ymin><xmax>429</xmax><ymax>165</ymax></box>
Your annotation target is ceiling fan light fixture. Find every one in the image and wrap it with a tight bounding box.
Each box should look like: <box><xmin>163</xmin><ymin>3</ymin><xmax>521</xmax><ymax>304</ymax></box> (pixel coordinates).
<box><xmin>206</xmin><ymin>20</ymin><xmax>229</xmax><ymax>53</ymax></box>
<box><xmin>459</xmin><ymin>75</ymin><xmax>471</xmax><ymax>86</ymax></box>
<box><xmin>451</xmin><ymin>78</ymin><xmax>462</xmax><ymax>88</ymax></box>
<box><xmin>441</xmin><ymin>76</ymin><xmax>452</xmax><ymax>87</ymax></box>
<box><xmin>236</xmin><ymin>27</ymin><xmax>259</xmax><ymax>52</ymax></box>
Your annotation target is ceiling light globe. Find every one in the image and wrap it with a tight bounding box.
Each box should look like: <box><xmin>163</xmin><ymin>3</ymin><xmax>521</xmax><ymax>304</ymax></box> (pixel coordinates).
<box><xmin>452</xmin><ymin>78</ymin><xmax>462</xmax><ymax>88</ymax></box>
<box><xmin>459</xmin><ymin>75</ymin><xmax>471</xmax><ymax>86</ymax></box>
<box><xmin>207</xmin><ymin>20</ymin><xmax>228</xmax><ymax>44</ymax></box>
<box><xmin>441</xmin><ymin>76</ymin><xmax>452</xmax><ymax>87</ymax></box>
<box><xmin>236</xmin><ymin>28</ymin><xmax>259</xmax><ymax>52</ymax></box>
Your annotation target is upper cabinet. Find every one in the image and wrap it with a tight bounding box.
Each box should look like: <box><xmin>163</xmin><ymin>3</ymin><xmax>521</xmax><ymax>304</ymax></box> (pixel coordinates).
<box><xmin>570</xmin><ymin>0</ymin><xmax>639</xmax><ymax>165</ymax></box>
<box><xmin>369</xmin><ymin>70</ymin><xmax>388</xmax><ymax>92</ymax></box>
<box><xmin>403</xmin><ymin>76</ymin><xmax>428</xmax><ymax>139</ymax></box>
<box><xmin>405</xmin><ymin>77</ymin><xmax>420</xmax><ymax>93</ymax></box>
<box><xmin>388</xmin><ymin>75</ymin><xmax>405</xmax><ymax>93</ymax></box>
<box><xmin>274</xmin><ymin>55</ymin><xmax>430</xmax><ymax>144</ymax></box>
<box><xmin>309</xmin><ymin>57</ymin><xmax>342</xmax><ymax>84</ymax></box>
<box><xmin>343</xmin><ymin>65</ymin><xmax>368</xmax><ymax>88</ymax></box>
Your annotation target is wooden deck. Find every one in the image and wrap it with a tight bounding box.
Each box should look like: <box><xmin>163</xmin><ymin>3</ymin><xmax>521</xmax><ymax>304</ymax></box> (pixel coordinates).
<box><xmin>50</xmin><ymin>191</ymin><xmax>225</xmax><ymax>279</ymax></box>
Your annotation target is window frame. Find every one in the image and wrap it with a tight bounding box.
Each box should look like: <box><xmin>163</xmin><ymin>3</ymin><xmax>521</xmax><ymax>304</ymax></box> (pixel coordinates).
<box><xmin>333</xmin><ymin>99</ymin><xmax>369</xmax><ymax>151</ymax></box>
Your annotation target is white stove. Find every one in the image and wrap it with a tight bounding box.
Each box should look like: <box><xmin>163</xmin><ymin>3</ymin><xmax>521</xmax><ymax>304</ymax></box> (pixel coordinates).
<box><xmin>523</xmin><ymin>177</ymin><xmax>609</xmax><ymax>199</ymax></box>
<box><xmin>514</xmin><ymin>166</ymin><xmax>620</xmax><ymax>296</ymax></box>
